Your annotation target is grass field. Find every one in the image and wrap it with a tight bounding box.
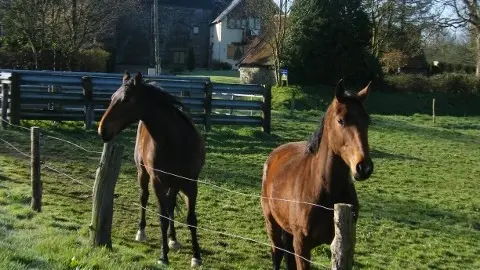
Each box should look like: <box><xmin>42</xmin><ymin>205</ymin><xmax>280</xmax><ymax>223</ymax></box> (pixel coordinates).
<box><xmin>0</xmin><ymin>109</ymin><xmax>479</xmax><ymax>270</ymax></box>
<box><xmin>178</xmin><ymin>70</ymin><xmax>241</xmax><ymax>84</ymax></box>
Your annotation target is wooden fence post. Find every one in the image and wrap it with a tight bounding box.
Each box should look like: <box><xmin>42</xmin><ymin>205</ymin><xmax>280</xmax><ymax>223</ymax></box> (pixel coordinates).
<box><xmin>1</xmin><ymin>83</ymin><xmax>9</xmax><ymax>129</ymax></box>
<box><xmin>181</xmin><ymin>90</ymin><xmax>191</xmax><ymax>114</ymax></box>
<box><xmin>9</xmin><ymin>72</ymin><xmax>21</xmax><ymax>125</ymax></box>
<box><xmin>262</xmin><ymin>85</ymin><xmax>272</xmax><ymax>134</ymax></box>
<box><xmin>204</xmin><ymin>82</ymin><xmax>212</xmax><ymax>132</ymax></box>
<box><xmin>432</xmin><ymin>98</ymin><xmax>436</xmax><ymax>124</ymax></box>
<box><xmin>30</xmin><ymin>127</ymin><xmax>41</xmax><ymax>212</ymax></box>
<box><xmin>89</xmin><ymin>142</ymin><xmax>124</xmax><ymax>248</ymax></box>
<box><xmin>82</xmin><ymin>76</ymin><xmax>94</xmax><ymax>130</ymax></box>
<box><xmin>331</xmin><ymin>203</ymin><xmax>355</xmax><ymax>270</ymax></box>
<box><xmin>290</xmin><ymin>90</ymin><xmax>296</xmax><ymax>117</ymax></box>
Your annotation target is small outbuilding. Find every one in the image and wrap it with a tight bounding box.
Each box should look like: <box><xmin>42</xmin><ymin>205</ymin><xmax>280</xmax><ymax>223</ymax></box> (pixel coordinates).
<box><xmin>236</xmin><ymin>37</ymin><xmax>275</xmax><ymax>85</ymax></box>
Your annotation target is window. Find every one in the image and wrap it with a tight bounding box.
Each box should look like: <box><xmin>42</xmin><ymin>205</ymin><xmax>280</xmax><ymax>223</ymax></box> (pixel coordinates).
<box><xmin>227</xmin><ymin>44</ymin><xmax>244</xmax><ymax>60</ymax></box>
<box><xmin>173</xmin><ymin>51</ymin><xmax>186</xmax><ymax>64</ymax></box>
<box><xmin>249</xmin><ymin>18</ymin><xmax>255</xmax><ymax>29</ymax></box>
<box><xmin>254</xmin><ymin>18</ymin><xmax>261</xmax><ymax>30</ymax></box>
<box><xmin>227</xmin><ymin>19</ymin><xmax>235</xmax><ymax>29</ymax></box>
<box><xmin>241</xmin><ymin>19</ymin><xmax>247</xmax><ymax>28</ymax></box>
<box><xmin>227</xmin><ymin>44</ymin><xmax>235</xmax><ymax>59</ymax></box>
<box><xmin>193</xmin><ymin>26</ymin><xmax>199</xmax><ymax>34</ymax></box>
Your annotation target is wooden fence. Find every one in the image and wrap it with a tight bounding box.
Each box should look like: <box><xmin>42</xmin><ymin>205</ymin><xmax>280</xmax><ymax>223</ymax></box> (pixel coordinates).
<box><xmin>0</xmin><ymin>70</ymin><xmax>271</xmax><ymax>133</ymax></box>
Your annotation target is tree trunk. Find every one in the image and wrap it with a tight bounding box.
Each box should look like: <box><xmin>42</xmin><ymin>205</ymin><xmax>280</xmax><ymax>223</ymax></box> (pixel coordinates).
<box><xmin>476</xmin><ymin>29</ymin><xmax>480</xmax><ymax>77</ymax></box>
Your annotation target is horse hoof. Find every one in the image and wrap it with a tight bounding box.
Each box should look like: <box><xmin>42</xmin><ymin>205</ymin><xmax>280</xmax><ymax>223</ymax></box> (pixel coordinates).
<box><xmin>135</xmin><ymin>229</ymin><xmax>146</xmax><ymax>241</ymax></box>
<box><xmin>191</xmin><ymin>258</ymin><xmax>202</xmax><ymax>267</ymax></box>
<box><xmin>168</xmin><ymin>239</ymin><xmax>181</xmax><ymax>250</ymax></box>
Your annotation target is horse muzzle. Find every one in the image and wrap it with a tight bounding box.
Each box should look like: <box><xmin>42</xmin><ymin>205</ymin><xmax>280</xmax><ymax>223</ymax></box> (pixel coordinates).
<box><xmin>354</xmin><ymin>158</ymin><xmax>373</xmax><ymax>181</ymax></box>
<box><xmin>98</xmin><ymin>124</ymin><xmax>115</xmax><ymax>142</ymax></box>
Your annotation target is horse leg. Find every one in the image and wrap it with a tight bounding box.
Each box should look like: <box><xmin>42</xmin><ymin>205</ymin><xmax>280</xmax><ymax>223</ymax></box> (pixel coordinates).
<box><xmin>185</xmin><ymin>188</ymin><xmax>202</xmax><ymax>267</ymax></box>
<box><xmin>265</xmin><ymin>215</ymin><xmax>285</xmax><ymax>270</ymax></box>
<box><xmin>292</xmin><ymin>235</ymin><xmax>311</xmax><ymax>270</ymax></box>
<box><xmin>167</xmin><ymin>188</ymin><xmax>181</xmax><ymax>250</ymax></box>
<box><xmin>135</xmin><ymin>166</ymin><xmax>149</xmax><ymax>241</ymax></box>
<box><xmin>153</xmin><ymin>182</ymin><xmax>171</xmax><ymax>266</ymax></box>
<box><xmin>282</xmin><ymin>230</ymin><xmax>296</xmax><ymax>270</ymax></box>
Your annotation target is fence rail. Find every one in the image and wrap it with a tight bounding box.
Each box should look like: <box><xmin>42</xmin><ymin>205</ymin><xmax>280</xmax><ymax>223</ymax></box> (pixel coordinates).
<box><xmin>0</xmin><ymin>69</ymin><xmax>271</xmax><ymax>133</ymax></box>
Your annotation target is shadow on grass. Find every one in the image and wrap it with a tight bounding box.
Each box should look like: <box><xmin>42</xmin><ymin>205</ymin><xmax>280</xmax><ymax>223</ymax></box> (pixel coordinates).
<box><xmin>362</xmin><ymin>194</ymin><xmax>478</xmax><ymax>235</ymax></box>
<box><xmin>373</xmin><ymin>117</ymin><xmax>478</xmax><ymax>144</ymax></box>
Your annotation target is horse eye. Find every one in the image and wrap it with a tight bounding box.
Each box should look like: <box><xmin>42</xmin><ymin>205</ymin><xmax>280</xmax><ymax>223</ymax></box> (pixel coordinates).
<box><xmin>337</xmin><ymin>119</ymin><xmax>344</xmax><ymax>126</ymax></box>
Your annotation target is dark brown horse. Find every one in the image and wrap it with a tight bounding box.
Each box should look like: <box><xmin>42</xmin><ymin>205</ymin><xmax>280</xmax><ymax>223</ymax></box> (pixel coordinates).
<box><xmin>261</xmin><ymin>80</ymin><xmax>373</xmax><ymax>270</ymax></box>
<box><xmin>98</xmin><ymin>71</ymin><xmax>205</xmax><ymax>267</ymax></box>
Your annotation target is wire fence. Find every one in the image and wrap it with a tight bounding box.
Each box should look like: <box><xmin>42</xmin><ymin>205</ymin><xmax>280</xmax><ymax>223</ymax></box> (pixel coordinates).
<box><xmin>0</xmin><ymin>120</ymin><xmax>335</xmax><ymax>269</ymax></box>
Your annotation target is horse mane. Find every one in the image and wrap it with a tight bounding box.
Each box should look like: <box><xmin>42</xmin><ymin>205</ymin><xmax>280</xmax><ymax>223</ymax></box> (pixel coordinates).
<box><xmin>306</xmin><ymin>114</ymin><xmax>325</xmax><ymax>154</ymax></box>
<box><xmin>136</xmin><ymin>80</ymin><xmax>196</xmax><ymax>127</ymax></box>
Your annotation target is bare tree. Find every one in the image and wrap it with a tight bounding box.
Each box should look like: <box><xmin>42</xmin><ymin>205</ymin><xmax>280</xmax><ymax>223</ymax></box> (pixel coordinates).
<box><xmin>438</xmin><ymin>0</ymin><xmax>480</xmax><ymax>76</ymax></box>
<box><xmin>240</xmin><ymin>0</ymin><xmax>292</xmax><ymax>85</ymax></box>
<box><xmin>364</xmin><ymin>0</ymin><xmax>440</xmax><ymax>58</ymax></box>
<box><xmin>0</xmin><ymin>0</ymin><xmax>56</xmax><ymax>68</ymax></box>
<box><xmin>0</xmin><ymin>0</ymin><xmax>141</xmax><ymax>69</ymax></box>
<box><xmin>268</xmin><ymin>0</ymin><xmax>293</xmax><ymax>85</ymax></box>
<box><xmin>55</xmin><ymin>0</ymin><xmax>137</xmax><ymax>68</ymax></box>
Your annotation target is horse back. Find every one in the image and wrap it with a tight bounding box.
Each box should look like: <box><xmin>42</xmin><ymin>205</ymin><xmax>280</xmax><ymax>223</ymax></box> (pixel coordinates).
<box><xmin>261</xmin><ymin>141</ymin><xmax>317</xmax><ymax>230</ymax></box>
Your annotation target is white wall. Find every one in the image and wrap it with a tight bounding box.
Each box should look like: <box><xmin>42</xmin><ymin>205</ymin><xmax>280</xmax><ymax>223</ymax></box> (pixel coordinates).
<box><xmin>210</xmin><ymin>15</ymin><xmax>244</xmax><ymax>69</ymax></box>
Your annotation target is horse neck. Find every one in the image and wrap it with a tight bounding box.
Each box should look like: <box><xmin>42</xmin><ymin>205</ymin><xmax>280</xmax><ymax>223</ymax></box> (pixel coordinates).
<box><xmin>314</xmin><ymin>130</ymin><xmax>351</xmax><ymax>193</ymax></box>
<box><xmin>141</xmin><ymin>103</ymin><xmax>183</xmax><ymax>142</ymax></box>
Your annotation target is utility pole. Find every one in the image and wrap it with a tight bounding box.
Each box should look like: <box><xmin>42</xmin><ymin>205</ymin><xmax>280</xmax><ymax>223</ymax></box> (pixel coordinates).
<box><xmin>153</xmin><ymin>0</ymin><xmax>161</xmax><ymax>75</ymax></box>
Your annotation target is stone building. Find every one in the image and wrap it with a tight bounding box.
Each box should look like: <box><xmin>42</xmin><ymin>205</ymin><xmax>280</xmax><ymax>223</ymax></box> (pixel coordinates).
<box><xmin>158</xmin><ymin>0</ymin><xmax>215</xmax><ymax>69</ymax></box>
<box><xmin>237</xmin><ymin>37</ymin><xmax>275</xmax><ymax>85</ymax></box>
<box><xmin>114</xmin><ymin>0</ymin><xmax>232</xmax><ymax>71</ymax></box>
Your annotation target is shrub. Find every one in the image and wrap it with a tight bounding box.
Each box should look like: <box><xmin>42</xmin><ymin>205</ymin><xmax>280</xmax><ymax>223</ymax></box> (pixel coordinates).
<box><xmin>383</xmin><ymin>74</ymin><xmax>431</xmax><ymax>92</ymax></box>
<box><xmin>380</xmin><ymin>49</ymin><xmax>407</xmax><ymax>74</ymax></box>
<box><xmin>169</xmin><ymin>66</ymin><xmax>185</xmax><ymax>74</ymax></box>
<box><xmin>382</xmin><ymin>73</ymin><xmax>480</xmax><ymax>95</ymax></box>
<box><xmin>211</xmin><ymin>60</ymin><xmax>232</xmax><ymax>70</ymax></box>
<box><xmin>78</xmin><ymin>48</ymin><xmax>110</xmax><ymax>72</ymax></box>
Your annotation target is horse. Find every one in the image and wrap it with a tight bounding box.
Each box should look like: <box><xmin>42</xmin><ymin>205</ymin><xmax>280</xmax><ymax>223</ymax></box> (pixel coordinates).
<box><xmin>98</xmin><ymin>71</ymin><xmax>205</xmax><ymax>267</ymax></box>
<box><xmin>261</xmin><ymin>80</ymin><xmax>374</xmax><ymax>270</ymax></box>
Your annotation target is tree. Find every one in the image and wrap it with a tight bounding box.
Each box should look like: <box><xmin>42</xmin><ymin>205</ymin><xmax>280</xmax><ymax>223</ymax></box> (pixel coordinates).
<box><xmin>219</xmin><ymin>0</ymin><xmax>291</xmax><ymax>85</ymax></box>
<box><xmin>424</xmin><ymin>28</ymin><xmax>475</xmax><ymax>66</ymax></box>
<box><xmin>285</xmin><ymin>0</ymin><xmax>378</xmax><ymax>85</ymax></box>
<box><xmin>0</xmin><ymin>0</ymin><xmax>141</xmax><ymax>70</ymax></box>
<box><xmin>438</xmin><ymin>0</ymin><xmax>480</xmax><ymax>77</ymax></box>
<box><xmin>363</xmin><ymin>0</ymin><xmax>440</xmax><ymax>58</ymax></box>
<box><xmin>0</xmin><ymin>0</ymin><xmax>56</xmax><ymax>68</ymax></box>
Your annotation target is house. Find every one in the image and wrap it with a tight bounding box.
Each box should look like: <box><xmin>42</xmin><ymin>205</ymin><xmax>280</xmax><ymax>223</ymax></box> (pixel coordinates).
<box><xmin>157</xmin><ymin>0</ymin><xmax>216</xmax><ymax>69</ymax></box>
<box><xmin>114</xmin><ymin>0</ymin><xmax>277</xmax><ymax>72</ymax></box>
<box><xmin>115</xmin><ymin>0</ymin><xmax>224</xmax><ymax>72</ymax></box>
<box><xmin>210</xmin><ymin>0</ymin><xmax>272</xmax><ymax>69</ymax></box>
<box><xmin>237</xmin><ymin>37</ymin><xmax>275</xmax><ymax>85</ymax></box>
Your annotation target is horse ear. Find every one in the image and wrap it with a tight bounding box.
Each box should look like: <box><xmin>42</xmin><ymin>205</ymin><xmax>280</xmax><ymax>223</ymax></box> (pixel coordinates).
<box><xmin>134</xmin><ymin>71</ymin><xmax>143</xmax><ymax>86</ymax></box>
<box><xmin>335</xmin><ymin>79</ymin><xmax>346</xmax><ymax>101</ymax></box>
<box><xmin>123</xmin><ymin>70</ymin><xmax>131</xmax><ymax>84</ymax></box>
<box><xmin>357</xmin><ymin>81</ymin><xmax>372</xmax><ymax>103</ymax></box>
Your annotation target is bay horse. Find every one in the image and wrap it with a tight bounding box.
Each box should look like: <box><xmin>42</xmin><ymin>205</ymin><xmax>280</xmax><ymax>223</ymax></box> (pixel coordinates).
<box><xmin>98</xmin><ymin>71</ymin><xmax>205</xmax><ymax>267</ymax></box>
<box><xmin>261</xmin><ymin>80</ymin><xmax>373</xmax><ymax>270</ymax></box>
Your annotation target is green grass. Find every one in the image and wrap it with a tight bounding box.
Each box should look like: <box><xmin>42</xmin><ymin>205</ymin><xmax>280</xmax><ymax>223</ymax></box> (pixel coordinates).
<box><xmin>0</xmin><ymin>111</ymin><xmax>479</xmax><ymax>269</ymax></box>
<box><xmin>178</xmin><ymin>69</ymin><xmax>241</xmax><ymax>84</ymax></box>
<box><xmin>273</xmin><ymin>85</ymin><xmax>480</xmax><ymax>116</ymax></box>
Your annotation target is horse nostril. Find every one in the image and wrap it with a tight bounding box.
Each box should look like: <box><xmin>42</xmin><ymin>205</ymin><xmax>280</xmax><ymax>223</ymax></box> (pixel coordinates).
<box><xmin>356</xmin><ymin>162</ymin><xmax>363</xmax><ymax>175</ymax></box>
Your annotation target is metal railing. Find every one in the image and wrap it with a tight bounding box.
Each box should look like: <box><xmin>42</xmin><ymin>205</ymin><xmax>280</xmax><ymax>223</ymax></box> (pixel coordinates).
<box><xmin>0</xmin><ymin>69</ymin><xmax>271</xmax><ymax>133</ymax></box>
